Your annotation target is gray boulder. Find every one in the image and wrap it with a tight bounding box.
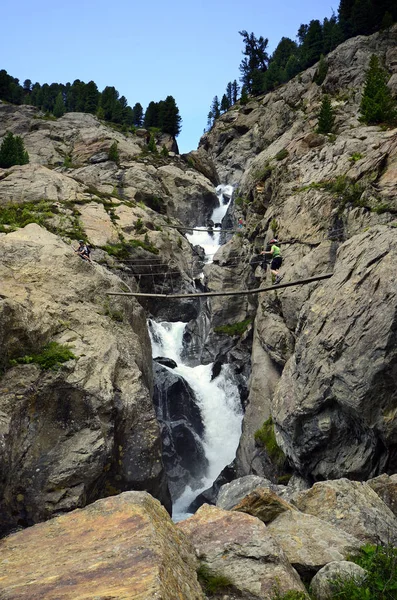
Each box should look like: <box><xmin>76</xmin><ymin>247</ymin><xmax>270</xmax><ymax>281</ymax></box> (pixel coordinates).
<box><xmin>310</xmin><ymin>561</ymin><xmax>367</xmax><ymax>600</ymax></box>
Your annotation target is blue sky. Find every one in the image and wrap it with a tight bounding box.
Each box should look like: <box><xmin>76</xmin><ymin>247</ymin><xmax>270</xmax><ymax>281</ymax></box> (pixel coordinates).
<box><xmin>1</xmin><ymin>0</ymin><xmax>337</xmax><ymax>153</ymax></box>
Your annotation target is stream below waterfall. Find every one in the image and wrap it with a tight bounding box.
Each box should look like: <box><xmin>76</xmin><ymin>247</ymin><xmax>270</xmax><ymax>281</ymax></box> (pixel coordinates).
<box><xmin>148</xmin><ymin>185</ymin><xmax>244</xmax><ymax>521</ymax></box>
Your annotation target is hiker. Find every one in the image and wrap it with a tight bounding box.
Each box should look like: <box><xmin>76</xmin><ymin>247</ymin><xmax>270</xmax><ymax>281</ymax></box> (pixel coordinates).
<box><xmin>261</xmin><ymin>238</ymin><xmax>283</xmax><ymax>284</ymax></box>
<box><xmin>74</xmin><ymin>240</ymin><xmax>92</xmax><ymax>263</ymax></box>
<box><xmin>237</xmin><ymin>217</ymin><xmax>244</xmax><ymax>229</ymax></box>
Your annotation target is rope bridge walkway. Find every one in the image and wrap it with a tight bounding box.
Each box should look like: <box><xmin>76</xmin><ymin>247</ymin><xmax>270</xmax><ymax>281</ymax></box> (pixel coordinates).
<box><xmin>107</xmin><ymin>272</ymin><xmax>333</xmax><ymax>299</ymax></box>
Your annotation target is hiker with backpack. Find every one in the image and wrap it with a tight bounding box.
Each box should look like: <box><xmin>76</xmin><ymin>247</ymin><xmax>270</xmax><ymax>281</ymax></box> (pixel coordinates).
<box><xmin>261</xmin><ymin>238</ymin><xmax>283</xmax><ymax>284</ymax></box>
<box><xmin>75</xmin><ymin>240</ymin><xmax>92</xmax><ymax>263</ymax></box>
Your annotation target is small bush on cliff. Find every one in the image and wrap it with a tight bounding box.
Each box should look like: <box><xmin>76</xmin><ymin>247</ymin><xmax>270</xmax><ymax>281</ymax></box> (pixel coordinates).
<box><xmin>254</xmin><ymin>417</ymin><xmax>286</xmax><ymax>467</ymax></box>
<box><xmin>108</xmin><ymin>141</ymin><xmax>120</xmax><ymax>164</ymax></box>
<box><xmin>197</xmin><ymin>564</ymin><xmax>233</xmax><ymax>594</ymax></box>
<box><xmin>330</xmin><ymin>544</ymin><xmax>397</xmax><ymax>600</ymax></box>
<box><xmin>214</xmin><ymin>318</ymin><xmax>252</xmax><ymax>337</ymax></box>
<box><xmin>317</xmin><ymin>95</ymin><xmax>335</xmax><ymax>134</ymax></box>
<box><xmin>0</xmin><ymin>131</ymin><xmax>29</xmax><ymax>168</ymax></box>
<box><xmin>0</xmin><ymin>200</ymin><xmax>54</xmax><ymax>230</ymax></box>
<box><xmin>10</xmin><ymin>342</ymin><xmax>76</xmax><ymax>370</ymax></box>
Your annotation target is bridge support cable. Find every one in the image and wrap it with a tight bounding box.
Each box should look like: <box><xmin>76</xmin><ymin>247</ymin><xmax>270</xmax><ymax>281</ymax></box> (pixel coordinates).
<box><xmin>107</xmin><ymin>273</ymin><xmax>333</xmax><ymax>300</ymax></box>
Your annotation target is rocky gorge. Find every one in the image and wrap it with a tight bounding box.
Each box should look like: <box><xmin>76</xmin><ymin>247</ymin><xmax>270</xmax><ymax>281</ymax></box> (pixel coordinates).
<box><xmin>0</xmin><ymin>24</ymin><xmax>397</xmax><ymax>600</ymax></box>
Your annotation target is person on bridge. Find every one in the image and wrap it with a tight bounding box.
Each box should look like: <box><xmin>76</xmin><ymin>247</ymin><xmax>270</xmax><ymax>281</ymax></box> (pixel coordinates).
<box><xmin>261</xmin><ymin>238</ymin><xmax>283</xmax><ymax>284</ymax></box>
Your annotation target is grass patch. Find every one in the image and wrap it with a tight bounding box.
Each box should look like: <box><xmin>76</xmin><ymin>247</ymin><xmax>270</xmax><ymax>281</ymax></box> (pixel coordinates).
<box><xmin>275</xmin><ymin>148</ymin><xmax>289</xmax><ymax>161</ymax></box>
<box><xmin>0</xmin><ymin>200</ymin><xmax>55</xmax><ymax>230</ymax></box>
<box><xmin>253</xmin><ymin>162</ymin><xmax>273</xmax><ymax>182</ymax></box>
<box><xmin>349</xmin><ymin>152</ymin><xmax>364</xmax><ymax>162</ymax></box>
<box><xmin>197</xmin><ymin>564</ymin><xmax>233</xmax><ymax>594</ymax></box>
<box><xmin>9</xmin><ymin>342</ymin><xmax>76</xmax><ymax>370</ymax></box>
<box><xmin>214</xmin><ymin>318</ymin><xmax>252</xmax><ymax>337</ymax></box>
<box><xmin>329</xmin><ymin>544</ymin><xmax>397</xmax><ymax>600</ymax></box>
<box><xmin>254</xmin><ymin>417</ymin><xmax>286</xmax><ymax>467</ymax></box>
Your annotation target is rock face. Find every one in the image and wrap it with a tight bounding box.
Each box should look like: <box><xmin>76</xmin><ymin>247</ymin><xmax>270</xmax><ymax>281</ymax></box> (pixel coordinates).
<box><xmin>153</xmin><ymin>361</ymin><xmax>208</xmax><ymax>500</ymax></box>
<box><xmin>0</xmin><ymin>224</ymin><xmax>170</xmax><ymax>534</ymax></box>
<box><xmin>310</xmin><ymin>561</ymin><xmax>367</xmax><ymax>600</ymax></box>
<box><xmin>0</xmin><ymin>491</ymin><xmax>204</xmax><ymax>600</ymax></box>
<box><xmin>198</xmin><ymin>26</ymin><xmax>397</xmax><ymax>485</ymax></box>
<box><xmin>292</xmin><ymin>479</ymin><xmax>397</xmax><ymax>546</ymax></box>
<box><xmin>273</xmin><ymin>226</ymin><xmax>397</xmax><ymax>480</ymax></box>
<box><xmin>178</xmin><ymin>503</ymin><xmax>308</xmax><ymax>599</ymax></box>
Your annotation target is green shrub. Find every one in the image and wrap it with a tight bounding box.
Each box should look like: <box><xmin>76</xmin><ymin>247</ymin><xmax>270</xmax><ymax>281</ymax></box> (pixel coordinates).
<box><xmin>161</xmin><ymin>145</ymin><xmax>169</xmax><ymax>157</ymax></box>
<box><xmin>0</xmin><ymin>200</ymin><xmax>54</xmax><ymax>230</ymax></box>
<box><xmin>134</xmin><ymin>218</ymin><xmax>146</xmax><ymax>234</ymax></box>
<box><xmin>0</xmin><ymin>131</ymin><xmax>29</xmax><ymax>168</ymax></box>
<box><xmin>214</xmin><ymin>318</ymin><xmax>252</xmax><ymax>337</ymax></box>
<box><xmin>275</xmin><ymin>148</ymin><xmax>288</xmax><ymax>161</ymax></box>
<box><xmin>349</xmin><ymin>153</ymin><xmax>363</xmax><ymax>162</ymax></box>
<box><xmin>317</xmin><ymin>95</ymin><xmax>335</xmax><ymax>134</ymax></box>
<box><xmin>10</xmin><ymin>342</ymin><xmax>76</xmax><ymax>370</ymax></box>
<box><xmin>147</xmin><ymin>134</ymin><xmax>157</xmax><ymax>153</ymax></box>
<box><xmin>331</xmin><ymin>544</ymin><xmax>397</xmax><ymax>600</ymax></box>
<box><xmin>313</xmin><ymin>53</ymin><xmax>328</xmax><ymax>86</ymax></box>
<box><xmin>272</xmin><ymin>591</ymin><xmax>307</xmax><ymax>600</ymax></box>
<box><xmin>108</xmin><ymin>142</ymin><xmax>120</xmax><ymax>164</ymax></box>
<box><xmin>197</xmin><ymin>564</ymin><xmax>233</xmax><ymax>594</ymax></box>
<box><xmin>254</xmin><ymin>417</ymin><xmax>286</xmax><ymax>467</ymax></box>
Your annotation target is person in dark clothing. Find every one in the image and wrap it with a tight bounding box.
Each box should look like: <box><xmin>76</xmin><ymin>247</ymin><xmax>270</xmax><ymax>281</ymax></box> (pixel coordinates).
<box><xmin>75</xmin><ymin>240</ymin><xmax>92</xmax><ymax>263</ymax></box>
<box><xmin>261</xmin><ymin>238</ymin><xmax>283</xmax><ymax>284</ymax></box>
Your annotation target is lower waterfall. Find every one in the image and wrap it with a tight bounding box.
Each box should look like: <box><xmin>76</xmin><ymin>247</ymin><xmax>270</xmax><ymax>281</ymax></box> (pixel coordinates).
<box><xmin>148</xmin><ymin>184</ymin><xmax>243</xmax><ymax>520</ymax></box>
<box><xmin>149</xmin><ymin>320</ymin><xmax>243</xmax><ymax>521</ymax></box>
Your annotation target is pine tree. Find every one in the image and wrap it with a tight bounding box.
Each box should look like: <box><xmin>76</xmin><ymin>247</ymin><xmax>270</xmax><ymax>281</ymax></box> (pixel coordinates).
<box><xmin>313</xmin><ymin>54</ymin><xmax>328</xmax><ymax>85</ymax></box>
<box><xmin>232</xmin><ymin>80</ymin><xmax>240</xmax><ymax>104</ymax></box>
<box><xmin>210</xmin><ymin>96</ymin><xmax>220</xmax><ymax>120</ymax></box>
<box><xmin>84</xmin><ymin>81</ymin><xmax>99</xmax><ymax>114</ymax></box>
<box><xmin>240</xmin><ymin>86</ymin><xmax>249</xmax><ymax>106</ymax></box>
<box><xmin>160</xmin><ymin>95</ymin><xmax>182</xmax><ymax>137</ymax></box>
<box><xmin>359</xmin><ymin>55</ymin><xmax>396</xmax><ymax>125</ymax></box>
<box><xmin>0</xmin><ymin>131</ymin><xmax>29</xmax><ymax>168</ymax></box>
<box><xmin>53</xmin><ymin>92</ymin><xmax>66</xmax><ymax>117</ymax></box>
<box><xmin>226</xmin><ymin>82</ymin><xmax>233</xmax><ymax>105</ymax></box>
<box><xmin>108</xmin><ymin>141</ymin><xmax>120</xmax><ymax>164</ymax></box>
<box><xmin>132</xmin><ymin>103</ymin><xmax>143</xmax><ymax>127</ymax></box>
<box><xmin>317</xmin><ymin>95</ymin><xmax>335</xmax><ymax>134</ymax></box>
<box><xmin>147</xmin><ymin>133</ymin><xmax>157</xmax><ymax>153</ymax></box>
<box><xmin>239</xmin><ymin>30</ymin><xmax>269</xmax><ymax>93</ymax></box>
<box><xmin>220</xmin><ymin>94</ymin><xmax>230</xmax><ymax>112</ymax></box>
<box><xmin>144</xmin><ymin>101</ymin><xmax>160</xmax><ymax>129</ymax></box>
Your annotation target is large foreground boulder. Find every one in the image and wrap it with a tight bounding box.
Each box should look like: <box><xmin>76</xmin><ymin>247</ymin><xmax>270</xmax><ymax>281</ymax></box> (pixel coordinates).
<box><xmin>0</xmin><ymin>492</ymin><xmax>204</xmax><ymax>600</ymax></box>
<box><xmin>292</xmin><ymin>479</ymin><xmax>397</xmax><ymax>546</ymax></box>
<box><xmin>178</xmin><ymin>503</ymin><xmax>308</xmax><ymax>599</ymax></box>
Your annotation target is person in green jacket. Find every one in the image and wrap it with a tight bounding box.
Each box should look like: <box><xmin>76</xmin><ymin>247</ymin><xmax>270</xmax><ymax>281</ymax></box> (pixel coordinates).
<box><xmin>261</xmin><ymin>238</ymin><xmax>283</xmax><ymax>284</ymax></box>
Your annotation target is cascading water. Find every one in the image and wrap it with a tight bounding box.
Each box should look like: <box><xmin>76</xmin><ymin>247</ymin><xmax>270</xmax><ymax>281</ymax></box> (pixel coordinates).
<box><xmin>149</xmin><ymin>184</ymin><xmax>243</xmax><ymax>521</ymax></box>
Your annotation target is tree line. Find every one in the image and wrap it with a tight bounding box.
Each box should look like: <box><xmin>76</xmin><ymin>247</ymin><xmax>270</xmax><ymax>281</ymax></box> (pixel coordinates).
<box><xmin>207</xmin><ymin>0</ymin><xmax>397</xmax><ymax>128</ymax></box>
<box><xmin>0</xmin><ymin>73</ymin><xmax>182</xmax><ymax>137</ymax></box>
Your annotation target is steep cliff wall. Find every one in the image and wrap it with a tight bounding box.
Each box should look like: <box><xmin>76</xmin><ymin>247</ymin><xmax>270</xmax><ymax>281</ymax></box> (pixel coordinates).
<box><xmin>200</xmin><ymin>26</ymin><xmax>397</xmax><ymax>483</ymax></box>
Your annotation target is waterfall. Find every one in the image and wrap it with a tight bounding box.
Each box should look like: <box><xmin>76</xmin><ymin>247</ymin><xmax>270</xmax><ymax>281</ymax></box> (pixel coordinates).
<box><xmin>185</xmin><ymin>184</ymin><xmax>233</xmax><ymax>264</ymax></box>
<box><xmin>149</xmin><ymin>184</ymin><xmax>243</xmax><ymax>520</ymax></box>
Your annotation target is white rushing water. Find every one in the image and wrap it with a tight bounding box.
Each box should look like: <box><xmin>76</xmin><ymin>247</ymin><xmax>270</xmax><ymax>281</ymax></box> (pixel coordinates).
<box><xmin>149</xmin><ymin>184</ymin><xmax>243</xmax><ymax>521</ymax></box>
<box><xmin>149</xmin><ymin>320</ymin><xmax>243</xmax><ymax>521</ymax></box>
<box><xmin>185</xmin><ymin>184</ymin><xmax>233</xmax><ymax>263</ymax></box>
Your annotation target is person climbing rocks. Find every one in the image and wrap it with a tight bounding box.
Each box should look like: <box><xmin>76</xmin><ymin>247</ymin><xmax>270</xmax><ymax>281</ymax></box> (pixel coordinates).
<box><xmin>261</xmin><ymin>238</ymin><xmax>283</xmax><ymax>284</ymax></box>
<box><xmin>237</xmin><ymin>217</ymin><xmax>244</xmax><ymax>229</ymax></box>
<box><xmin>74</xmin><ymin>240</ymin><xmax>92</xmax><ymax>263</ymax></box>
